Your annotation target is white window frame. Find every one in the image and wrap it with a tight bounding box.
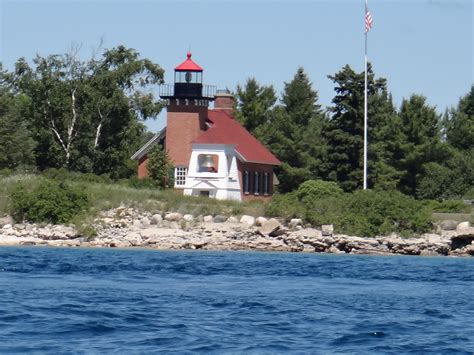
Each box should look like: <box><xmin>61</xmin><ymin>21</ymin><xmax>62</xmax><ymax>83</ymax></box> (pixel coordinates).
<box><xmin>174</xmin><ymin>167</ymin><xmax>188</xmax><ymax>187</ymax></box>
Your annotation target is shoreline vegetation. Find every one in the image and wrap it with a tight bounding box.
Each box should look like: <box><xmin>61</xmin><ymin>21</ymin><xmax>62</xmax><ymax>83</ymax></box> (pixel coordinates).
<box><xmin>1</xmin><ymin>172</ymin><xmax>473</xmax><ymax>257</ymax></box>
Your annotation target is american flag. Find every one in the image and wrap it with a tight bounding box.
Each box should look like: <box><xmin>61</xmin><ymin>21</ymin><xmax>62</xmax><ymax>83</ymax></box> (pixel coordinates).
<box><xmin>365</xmin><ymin>7</ymin><xmax>373</xmax><ymax>33</ymax></box>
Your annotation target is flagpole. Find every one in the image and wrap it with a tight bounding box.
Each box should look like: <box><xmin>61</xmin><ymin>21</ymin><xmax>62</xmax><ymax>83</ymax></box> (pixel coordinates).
<box><xmin>363</xmin><ymin>0</ymin><xmax>368</xmax><ymax>190</ymax></box>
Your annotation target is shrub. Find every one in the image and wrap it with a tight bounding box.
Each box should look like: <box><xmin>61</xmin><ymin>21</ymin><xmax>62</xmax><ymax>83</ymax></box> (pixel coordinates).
<box><xmin>147</xmin><ymin>144</ymin><xmax>174</xmax><ymax>189</ymax></box>
<box><xmin>268</xmin><ymin>188</ymin><xmax>433</xmax><ymax>237</ymax></box>
<box><xmin>265</xmin><ymin>192</ymin><xmax>305</xmax><ymax>220</ymax></box>
<box><xmin>296</xmin><ymin>180</ymin><xmax>344</xmax><ymax>204</ymax></box>
<box><xmin>339</xmin><ymin>190</ymin><xmax>432</xmax><ymax>237</ymax></box>
<box><xmin>10</xmin><ymin>179</ymin><xmax>90</xmax><ymax>224</ymax></box>
<box><xmin>424</xmin><ymin>199</ymin><xmax>471</xmax><ymax>213</ymax></box>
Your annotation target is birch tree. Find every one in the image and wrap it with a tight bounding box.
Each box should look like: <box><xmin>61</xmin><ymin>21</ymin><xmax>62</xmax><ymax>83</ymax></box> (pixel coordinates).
<box><xmin>7</xmin><ymin>45</ymin><xmax>164</xmax><ymax>176</ymax></box>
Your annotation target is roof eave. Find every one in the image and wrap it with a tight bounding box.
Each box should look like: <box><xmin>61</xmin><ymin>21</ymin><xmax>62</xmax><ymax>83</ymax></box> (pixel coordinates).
<box><xmin>130</xmin><ymin>128</ymin><xmax>166</xmax><ymax>160</ymax></box>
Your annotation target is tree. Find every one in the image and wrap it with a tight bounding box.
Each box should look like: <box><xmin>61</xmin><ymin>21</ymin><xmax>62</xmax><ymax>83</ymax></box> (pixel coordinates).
<box><xmin>6</xmin><ymin>45</ymin><xmax>164</xmax><ymax>177</ymax></box>
<box><xmin>445</xmin><ymin>85</ymin><xmax>474</xmax><ymax>151</ymax></box>
<box><xmin>396</xmin><ymin>94</ymin><xmax>444</xmax><ymax>196</ymax></box>
<box><xmin>0</xmin><ymin>65</ymin><xmax>36</xmax><ymax>170</ymax></box>
<box><xmin>235</xmin><ymin>78</ymin><xmax>276</xmax><ymax>140</ymax></box>
<box><xmin>266</xmin><ymin>67</ymin><xmax>326</xmax><ymax>192</ymax></box>
<box><xmin>147</xmin><ymin>144</ymin><xmax>174</xmax><ymax>189</ymax></box>
<box><xmin>324</xmin><ymin>64</ymin><xmax>402</xmax><ymax>192</ymax></box>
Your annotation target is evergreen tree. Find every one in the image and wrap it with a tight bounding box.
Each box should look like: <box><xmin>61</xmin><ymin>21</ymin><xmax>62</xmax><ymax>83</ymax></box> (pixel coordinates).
<box><xmin>445</xmin><ymin>85</ymin><xmax>474</xmax><ymax>151</ymax></box>
<box><xmin>147</xmin><ymin>144</ymin><xmax>174</xmax><ymax>189</ymax></box>
<box><xmin>235</xmin><ymin>78</ymin><xmax>276</xmax><ymax>141</ymax></box>
<box><xmin>324</xmin><ymin>64</ymin><xmax>401</xmax><ymax>192</ymax></box>
<box><xmin>397</xmin><ymin>94</ymin><xmax>444</xmax><ymax>196</ymax></box>
<box><xmin>0</xmin><ymin>65</ymin><xmax>36</xmax><ymax>170</ymax></box>
<box><xmin>266</xmin><ymin>67</ymin><xmax>326</xmax><ymax>192</ymax></box>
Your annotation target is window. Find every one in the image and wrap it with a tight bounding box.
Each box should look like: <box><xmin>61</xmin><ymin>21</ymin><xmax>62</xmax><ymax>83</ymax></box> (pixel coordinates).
<box><xmin>174</xmin><ymin>167</ymin><xmax>187</xmax><ymax>187</ymax></box>
<box><xmin>254</xmin><ymin>172</ymin><xmax>260</xmax><ymax>195</ymax></box>
<box><xmin>243</xmin><ymin>171</ymin><xmax>250</xmax><ymax>194</ymax></box>
<box><xmin>263</xmin><ymin>172</ymin><xmax>270</xmax><ymax>195</ymax></box>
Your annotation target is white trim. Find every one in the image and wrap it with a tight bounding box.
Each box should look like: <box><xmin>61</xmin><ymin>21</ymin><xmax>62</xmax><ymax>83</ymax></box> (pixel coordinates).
<box><xmin>131</xmin><ymin>128</ymin><xmax>166</xmax><ymax>160</ymax></box>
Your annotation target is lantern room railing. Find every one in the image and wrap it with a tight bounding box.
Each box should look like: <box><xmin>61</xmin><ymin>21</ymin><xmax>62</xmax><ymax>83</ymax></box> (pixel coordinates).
<box><xmin>159</xmin><ymin>84</ymin><xmax>216</xmax><ymax>99</ymax></box>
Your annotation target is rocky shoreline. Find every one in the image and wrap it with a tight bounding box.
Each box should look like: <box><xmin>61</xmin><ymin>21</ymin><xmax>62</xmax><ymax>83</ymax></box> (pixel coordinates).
<box><xmin>1</xmin><ymin>207</ymin><xmax>473</xmax><ymax>257</ymax></box>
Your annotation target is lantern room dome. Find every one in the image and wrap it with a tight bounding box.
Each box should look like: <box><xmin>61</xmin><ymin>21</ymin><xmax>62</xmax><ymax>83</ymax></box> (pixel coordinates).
<box><xmin>175</xmin><ymin>52</ymin><xmax>203</xmax><ymax>72</ymax></box>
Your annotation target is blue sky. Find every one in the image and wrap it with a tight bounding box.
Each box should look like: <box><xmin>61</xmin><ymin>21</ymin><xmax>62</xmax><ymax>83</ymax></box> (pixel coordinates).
<box><xmin>1</xmin><ymin>0</ymin><xmax>472</xmax><ymax>132</ymax></box>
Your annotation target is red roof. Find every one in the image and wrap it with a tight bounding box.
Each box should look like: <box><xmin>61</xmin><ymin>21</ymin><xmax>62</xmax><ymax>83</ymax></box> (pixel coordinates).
<box><xmin>193</xmin><ymin>110</ymin><xmax>281</xmax><ymax>165</ymax></box>
<box><xmin>175</xmin><ymin>52</ymin><xmax>203</xmax><ymax>72</ymax></box>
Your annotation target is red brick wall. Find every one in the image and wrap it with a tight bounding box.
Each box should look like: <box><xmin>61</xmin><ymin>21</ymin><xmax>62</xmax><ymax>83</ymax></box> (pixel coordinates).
<box><xmin>237</xmin><ymin>160</ymin><xmax>275</xmax><ymax>202</ymax></box>
<box><xmin>166</xmin><ymin>103</ymin><xmax>208</xmax><ymax>167</ymax></box>
<box><xmin>214</xmin><ymin>95</ymin><xmax>234</xmax><ymax>116</ymax></box>
<box><xmin>138</xmin><ymin>155</ymin><xmax>149</xmax><ymax>178</ymax></box>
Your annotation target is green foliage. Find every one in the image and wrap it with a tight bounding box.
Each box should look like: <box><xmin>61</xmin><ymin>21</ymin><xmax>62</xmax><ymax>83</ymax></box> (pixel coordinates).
<box><xmin>10</xmin><ymin>179</ymin><xmax>89</xmax><ymax>224</ymax></box>
<box><xmin>423</xmin><ymin>199</ymin><xmax>470</xmax><ymax>213</ymax></box>
<box><xmin>445</xmin><ymin>85</ymin><xmax>474</xmax><ymax>151</ymax></box>
<box><xmin>235</xmin><ymin>78</ymin><xmax>276</xmax><ymax>137</ymax></box>
<box><xmin>337</xmin><ymin>190</ymin><xmax>432</xmax><ymax>237</ymax></box>
<box><xmin>265</xmin><ymin>192</ymin><xmax>305</xmax><ymax>221</ymax></box>
<box><xmin>147</xmin><ymin>144</ymin><xmax>174</xmax><ymax>189</ymax></box>
<box><xmin>324</xmin><ymin>64</ymin><xmax>403</xmax><ymax>192</ymax></box>
<box><xmin>3</xmin><ymin>45</ymin><xmax>163</xmax><ymax>177</ymax></box>
<box><xmin>267</xmin><ymin>189</ymin><xmax>433</xmax><ymax>237</ymax></box>
<box><xmin>397</xmin><ymin>94</ymin><xmax>443</xmax><ymax>196</ymax></box>
<box><xmin>42</xmin><ymin>168</ymin><xmax>112</xmax><ymax>184</ymax></box>
<box><xmin>0</xmin><ymin>69</ymin><xmax>36</xmax><ymax>170</ymax></box>
<box><xmin>296</xmin><ymin>179</ymin><xmax>343</xmax><ymax>203</ymax></box>
<box><xmin>122</xmin><ymin>176</ymin><xmax>158</xmax><ymax>189</ymax></box>
<box><xmin>265</xmin><ymin>68</ymin><xmax>327</xmax><ymax>192</ymax></box>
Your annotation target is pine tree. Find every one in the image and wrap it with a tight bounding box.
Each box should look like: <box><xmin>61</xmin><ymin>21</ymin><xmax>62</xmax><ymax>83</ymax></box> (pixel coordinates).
<box><xmin>266</xmin><ymin>67</ymin><xmax>326</xmax><ymax>192</ymax></box>
<box><xmin>324</xmin><ymin>64</ymin><xmax>402</xmax><ymax>192</ymax></box>
<box><xmin>0</xmin><ymin>67</ymin><xmax>36</xmax><ymax>170</ymax></box>
<box><xmin>235</xmin><ymin>78</ymin><xmax>276</xmax><ymax>141</ymax></box>
<box><xmin>397</xmin><ymin>94</ymin><xmax>444</xmax><ymax>196</ymax></box>
<box><xmin>445</xmin><ymin>85</ymin><xmax>474</xmax><ymax>151</ymax></box>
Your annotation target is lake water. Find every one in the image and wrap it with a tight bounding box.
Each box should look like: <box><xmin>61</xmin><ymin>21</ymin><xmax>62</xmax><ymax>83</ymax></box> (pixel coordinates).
<box><xmin>0</xmin><ymin>247</ymin><xmax>473</xmax><ymax>353</ymax></box>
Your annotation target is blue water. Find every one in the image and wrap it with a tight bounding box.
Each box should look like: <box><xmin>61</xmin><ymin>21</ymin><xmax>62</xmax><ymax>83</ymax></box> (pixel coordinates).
<box><xmin>0</xmin><ymin>247</ymin><xmax>473</xmax><ymax>353</ymax></box>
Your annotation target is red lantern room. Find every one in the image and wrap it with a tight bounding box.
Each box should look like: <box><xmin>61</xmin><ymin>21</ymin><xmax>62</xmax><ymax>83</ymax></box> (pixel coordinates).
<box><xmin>160</xmin><ymin>52</ymin><xmax>215</xmax><ymax>101</ymax></box>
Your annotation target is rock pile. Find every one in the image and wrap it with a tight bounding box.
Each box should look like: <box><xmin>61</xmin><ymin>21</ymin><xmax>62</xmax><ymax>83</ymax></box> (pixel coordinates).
<box><xmin>1</xmin><ymin>208</ymin><xmax>473</xmax><ymax>257</ymax></box>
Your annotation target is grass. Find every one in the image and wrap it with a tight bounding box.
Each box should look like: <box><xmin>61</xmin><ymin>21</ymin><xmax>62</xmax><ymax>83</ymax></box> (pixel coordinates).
<box><xmin>0</xmin><ymin>174</ymin><xmax>266</xmax><ymax>222</ymax></box>
<box><xmin>432</xmin><ymin>212</ymin><xmax>473</xmax><ymax>224</ymax></box>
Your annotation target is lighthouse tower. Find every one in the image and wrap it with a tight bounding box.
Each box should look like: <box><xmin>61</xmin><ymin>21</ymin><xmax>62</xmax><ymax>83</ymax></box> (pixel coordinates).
<box><xmin>160</xmin><ymin>52</ymin><xmax>215</xmax><ymax>187</ymax></box>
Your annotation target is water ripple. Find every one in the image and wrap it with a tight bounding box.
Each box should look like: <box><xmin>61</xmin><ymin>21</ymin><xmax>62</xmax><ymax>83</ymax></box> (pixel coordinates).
<box><xmin>0</xmin><ymin>247</ymin><xmax>473</xmax><ymax>353</ymax></box>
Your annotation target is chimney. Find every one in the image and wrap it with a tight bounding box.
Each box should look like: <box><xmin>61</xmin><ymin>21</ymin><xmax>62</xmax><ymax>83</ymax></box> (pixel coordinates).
<box><xmin>214</xmin><ymin>89</ymin><xmax>234</xmax><ymax>116</ymax></box>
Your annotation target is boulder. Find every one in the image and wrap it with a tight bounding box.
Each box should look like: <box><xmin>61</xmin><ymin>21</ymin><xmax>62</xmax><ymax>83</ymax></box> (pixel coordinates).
<box><xmin>0</xmin><ymin>215</ymin><xmax>13</xmax><ymax>227</ymax></box>
<box><xmin>182</xmin><ymin>214</ymin><xmax>194</xmax><ymax>222</ymax></box>
<box><xmin>213</xmin><ymin>215</ymin><xmax>228</xmax><ymax>223</ymax></box>
<box><xmin>327</xmin><ymin>245</ymin><xmax>344</xmax><ymax>254</ymax></box>
<box><xmin>456</xmin><ymin>221</ymin><xmax>471</xmax><ymax>232</ymax></box>
<box><xmin>440</xmin><ymin>220</ymin><xmax>458</xmax><ymax>231</ymax></box>
<box><xmin>124</xmin><ymin>232</ymin><xmax>143</xmax><ymax>246</ymax></box>
<box><xmin>255</xmin><ymin>217</ymin><xmax>268</xmax><ymax>226</ymax></box>
<box><xmin>257</xmin><ymin>218</ymin><xmax>282</xmax><ymax>237</ymax></box>
<box><xmin>240</xmin><ymin>215</ymin><xmax>255</xmax><ymax>226</ymax></box>
<box><xmin>203</xmin><ymin>215</ymin><xmax>213</xmax><ymax>223</ymax></box>
<box><xmin>289</xmin><ymin>218</ymin><xmax>303</xmax><ymax>230</ymax></box>
<box><xmin>150</xmin><ymin>214</ymin><xmax>163</xmax><ymax>225</ymax></box>
<box><xmin>321</xmin><ymin>224</ymin><xmax>334</xmax><ymax>236</ymax></box>
<box><xmin>140</xmin><ymin>217</ymin><xmax>150</xmax><ymax>226</ymax></box>
<box><xmin>227</xmin><ymin>216</ymin><xmax>239</xmax><ymax>223</ymax></box>
<box><xmin>2</xmin><ymin>224</ymin><xmax>13</xmax><ymax>230</ymax></box>
<box><xmin>165</xmin><ymin>212</ymin><xmax>183</xmax><ymax>222</ymax></box>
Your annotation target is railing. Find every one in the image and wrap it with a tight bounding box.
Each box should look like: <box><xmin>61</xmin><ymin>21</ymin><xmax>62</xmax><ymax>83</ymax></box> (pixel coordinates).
<box><xmin>159</xmin><ymin>84</ymin><xmax>216</xmax><ymax>99</ymax></box>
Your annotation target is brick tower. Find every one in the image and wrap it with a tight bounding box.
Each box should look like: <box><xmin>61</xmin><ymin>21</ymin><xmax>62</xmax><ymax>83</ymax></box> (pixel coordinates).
<box><xmin>160</xmin><ymin>52</ymin><xmax>215</xmax><ymax>184</ymax></box>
